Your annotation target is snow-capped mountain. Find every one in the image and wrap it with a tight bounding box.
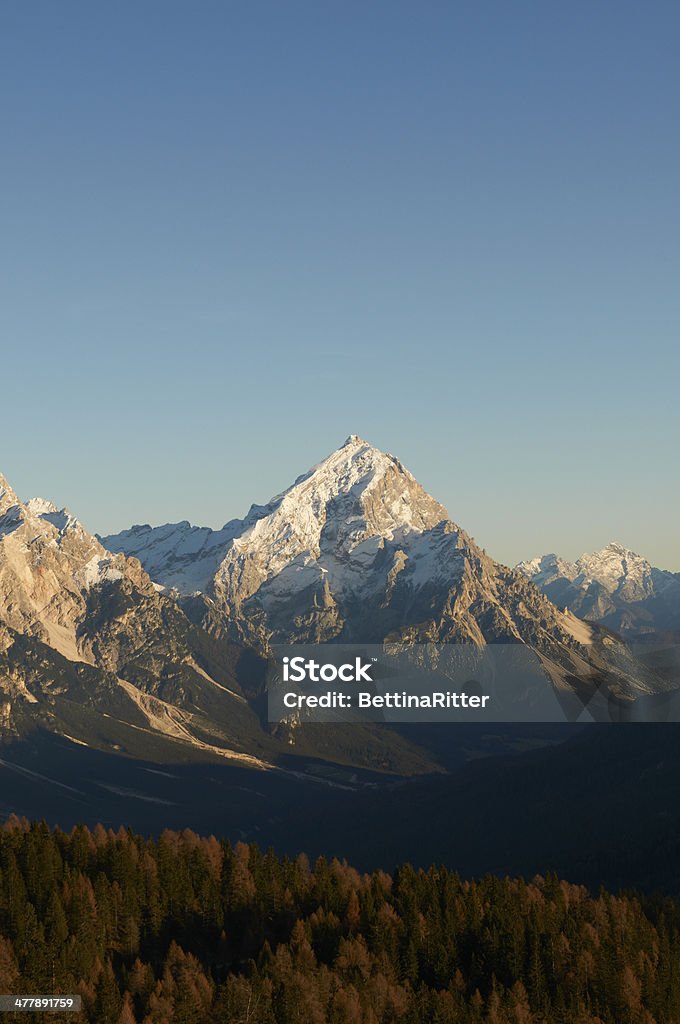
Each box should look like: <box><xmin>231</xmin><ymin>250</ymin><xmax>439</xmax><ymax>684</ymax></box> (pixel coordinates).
<box><xmin>101</xmin><ymin>435</ymin><xmax>449</xmax><ymax>597</ymax></box>
<box><xmin>517</xmin><ymin>543</ymin><xmax>680</xmax><ymax>636</ymax></box>
<box><xmin>104</xmin><ymin>437</ymin><xmax>664</xmax><ymax>699</ymax></box>
<box><xmin>0</xmin><ymin>466</ymin><xmax>438</xmax><ymax>774</ymax></box>
<box><xmin>209</xmin><ymin>434</ymin><xmax>454</xmax><ymax>632</ymax></box>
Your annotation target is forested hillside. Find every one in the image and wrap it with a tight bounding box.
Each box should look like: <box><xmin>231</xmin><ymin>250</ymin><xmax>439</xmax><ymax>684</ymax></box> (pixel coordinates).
<box><xmin>0</xmin><ymin>819</ymin><xmax>679</xmax><ymax>1023</ymax></box>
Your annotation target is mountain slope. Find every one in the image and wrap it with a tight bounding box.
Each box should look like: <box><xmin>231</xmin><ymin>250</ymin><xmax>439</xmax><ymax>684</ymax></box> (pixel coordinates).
<box><xmin>0</xmin><ymin>475</ymin><xmax>275</xmax><ymax>762</ymax></box>
<box><xmin>0</xmin><ymin>474</ymin><xmax>141</xmax><ymax>661</ymax></box>
<box><xmin>517</xmin><ymin>542</ymin><xmax>680</xmax><ymax>637</ymax></box>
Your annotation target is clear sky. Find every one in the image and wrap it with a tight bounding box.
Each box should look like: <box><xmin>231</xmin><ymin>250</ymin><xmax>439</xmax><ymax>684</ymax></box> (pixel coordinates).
<box><xmin>2</xmin><ymin>2</ymin><xmax>678</xmax><ymax>569</ymax></box>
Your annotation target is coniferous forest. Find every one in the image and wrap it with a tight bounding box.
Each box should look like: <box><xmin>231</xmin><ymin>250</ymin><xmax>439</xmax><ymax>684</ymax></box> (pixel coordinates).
<box><xmin>1</xmin><ymin>818</ymin><xmax>679</xmax><ymax>1023</ymax></box>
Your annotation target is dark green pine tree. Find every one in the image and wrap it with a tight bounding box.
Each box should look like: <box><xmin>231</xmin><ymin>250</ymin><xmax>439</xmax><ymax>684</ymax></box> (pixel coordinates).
<box><xmin>94</xmin><ymin>962</ymin><xmax>123</xmax><ymax>1022</ymax></box>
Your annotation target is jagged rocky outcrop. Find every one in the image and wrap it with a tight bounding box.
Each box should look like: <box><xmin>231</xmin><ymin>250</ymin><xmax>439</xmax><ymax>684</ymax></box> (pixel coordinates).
<box><xmin>0</xmin><ymin>474</ymin><xmax>140</xmax><ymax>661</ymax></box>
<box><xmin>0</xmin><ymin>473</ymin><xmax>270</xmax><ymax>761</ymax></box>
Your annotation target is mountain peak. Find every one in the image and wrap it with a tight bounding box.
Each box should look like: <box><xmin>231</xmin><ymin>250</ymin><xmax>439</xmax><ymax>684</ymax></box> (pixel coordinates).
<box><xmin>210</xmin><ymin>437</ymin><xmax>451</xmax><ymax>607</ymax></box>
<box><xmin>103</xmin><ymin>439</ymin><xmax>451</xmax><ymax>597</ymax></box>
<box><xmin>579</xmin><ymin>542</ymin><xmax>649</xmax><ymax>573</ymax></box>
<box><xmin>517</xmin><ymin>539</ymin><xmax>680</xmax><ymax>635</ymax></box>
<box><xmin>519</xmin><ymin>542</ymin><xmax>654</xmax><ymax>590</ymax></box>
<box><xmin>0</xmin><ymin>472</ymin><xmax>19</xmax><ymax>513</ymax></box>
<box><xmin>272</xmin><ymin>436</ymin><xmax>449</xmax><ymax>530</ymax></box>
<box><xmin>26</xmin><ymin>496</ymin><xmax>60</xmax><ymax>517</ymax></box>
<box><xmin>26</xmin><ymin>497</ymin><xmax>81</xmax><ymax>535</ymax></box>
<box><xmin>0</xmin><ymin>474</ymin><xmax>154</xmax><ymax>661</ymax></box>
<box><xmin>0</xmin><ymin>478</ymin><xmax>79</xmax><ymax>535</ymax></box>
<box><xmin>596</xmin><ymin>541</ymin><xmax>640</xmax><ymax>558</ymax></box>
<box><xmin>516</xmin><ymin>552</ymin><xmax>578</xmax><ymax>584</ymax></box>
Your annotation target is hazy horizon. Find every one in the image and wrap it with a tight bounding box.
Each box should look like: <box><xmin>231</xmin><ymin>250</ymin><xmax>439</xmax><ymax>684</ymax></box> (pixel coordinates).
<box><xmin>2</xmin><ymin>3</ymin><xmax>678</xmax><ymax>570</ymax></box>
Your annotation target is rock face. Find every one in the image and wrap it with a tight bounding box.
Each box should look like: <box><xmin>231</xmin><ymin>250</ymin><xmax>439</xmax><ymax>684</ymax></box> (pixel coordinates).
<box><xmin>0</xmin><ymin>473</ymin><xmax>149</xmax><ymax>662</ymax></box>
<box><xmin>104</xmin><ymin>437</ymin><xmax>665</xmax><ymax>700</ymax></box>
<box><xmin>517</xmin><ymin>543</ymin><xmax>680</xmax><ymax>637</ymax></box>
<box><xmin>0</xmin><ymin>472</ymin><xmax>270</xmax><ymax>763</ymax></box>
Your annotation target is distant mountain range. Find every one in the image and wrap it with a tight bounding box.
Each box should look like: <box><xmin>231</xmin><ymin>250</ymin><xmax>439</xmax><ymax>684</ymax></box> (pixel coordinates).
<box><xmin>517</xmin><ymin>543</ymin><xmax>680</xmax><ymax>638</ymax></box>
<box><xmin>0</xmin><ymin>436</ymin><xmax>677</xmax><ymax>787</ymax></box>
<box><xmin>3</xmin><ymin>437</ymin><xmax>680</xmax><ymax>891</ymax></box>
<box><xmin>0</xmin><ymin>438</ymin><xmax>675</xmax><ymax>770</ymax></box>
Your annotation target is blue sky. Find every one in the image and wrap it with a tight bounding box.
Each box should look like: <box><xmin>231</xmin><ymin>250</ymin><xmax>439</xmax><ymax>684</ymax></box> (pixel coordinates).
<box><xmin>2</xmin><ymin>2</ymin><xmax>678</xmax><ymax>569</ymax></box>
